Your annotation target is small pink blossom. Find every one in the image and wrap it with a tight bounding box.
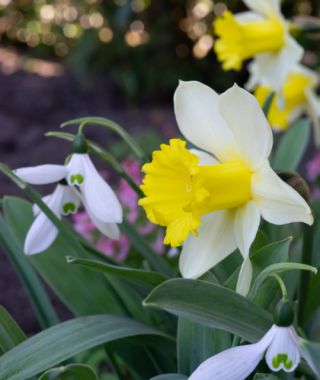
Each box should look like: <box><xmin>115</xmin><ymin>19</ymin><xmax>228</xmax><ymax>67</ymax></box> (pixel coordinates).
<box><xmin>307</xmin><ymin>153</ymin><xmax>320</xmax><ymax>181</ymax></box>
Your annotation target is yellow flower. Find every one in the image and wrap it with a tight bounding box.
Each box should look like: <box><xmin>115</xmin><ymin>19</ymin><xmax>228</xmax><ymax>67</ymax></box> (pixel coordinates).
<box><xmin>255</xmin><ymin>65</ymin><xmax>320</xmax><ymax>143</ymax></box>
<box><xmin>139</xmin><ymin>81</ymin><xmax>313</xmax><ymax>295</ymax></box>
<box><xmin>213</xmin><ymin>0</ymin><xmax>303</xmax><ymax>92</ymax></box>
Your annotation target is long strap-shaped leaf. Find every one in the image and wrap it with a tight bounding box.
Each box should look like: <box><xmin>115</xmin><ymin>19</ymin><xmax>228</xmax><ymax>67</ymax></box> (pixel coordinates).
<box><xmin>0</xmin><ymin>315</ymin><xmax>170</xmax><ymax>380</ymax></box>
<box><xmin>144</xmin><ymin>278</ymin><xmax>273</xmax><ymax>342</ymax></box>
<box><xmin>0</xmin><ymin>306</ymin><xmax>26</xmax><ymax>354</ymax></box>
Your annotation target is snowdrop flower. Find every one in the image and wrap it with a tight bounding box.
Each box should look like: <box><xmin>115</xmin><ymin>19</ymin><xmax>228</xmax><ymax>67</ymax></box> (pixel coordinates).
<box><xmin>214</xmin><ymin>0</ymin><xmax>303</xmax><ymax>92</ymax></box>
<box><xmin>255</xmin><ymin>64</ymin><xmax>320</xmax><ymax>143</ymax></box>
<box><xmin>189</xmin><ymin>300</ymin><xmax>317</xmax><ymax>380</ymax></box>
<box><xmin>15</xmin><ymin>142</ymin><xmax>122</xmax><ymax>254</ymax></box>
<box><xmin>139</xmin><ymin>81</ymin><xmax>313</xmax><ymax>294</ymax></box>
<box><xmin>66</xmin><ymin>135</ymin><xmax>122</xmax><ymax>226</ymax></box>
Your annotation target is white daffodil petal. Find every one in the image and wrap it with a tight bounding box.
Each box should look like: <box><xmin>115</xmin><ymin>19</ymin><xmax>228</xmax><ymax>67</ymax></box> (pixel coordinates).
<box><xmin>234</xmin><ymin>201</ymin><xmax>261</xmax><ymax>258</ymax></box>
<box><xmin>305</xmin><ymin>89</ymin><xmax>320</xmax><ymax>145</ymax></box>
<box><xmin>242</xmin><ymin>0</ymin><xmax>281</xmax><ymax>17</ymax></box>
<box><xmin>14</xmin><ymin>164</ymin><xmax>67</xmax><ymax>185</ymax></box>
<box><xmin>236</xmin><ymin>257</ymin><xmax>253</xmax><ymax>296</ymax></box>
<box><xmin>236</xmin><ymin>11</ymin><xmax>264</xmax><ymax>23</ymax></box>
<box><xmin>60</xmin><ymin>186</ymin><xmax>81</xmax><ymax>215</ymax></box>
<box><xmin>265</xmin><ymin>326</ymin><xmax>301</xmax><ymax>372</ymax></box>
<box><xmin>189</xmin><ymin>325</ymin><xmax>276</xmax><ymax>380</ymax></box>
<box><xmin>246</xmin><ymin>36</ymin><xmax>303</xmax><ymax>92</ymax></box>
<box><xmin>189</xmin><ymin>149</ymin><xmax>218</xmax><ymax>166</ymax></box>
<box><xmin>219</xmin><ymin>84</ymin><xmax>273</xmax><ymax>167</ymax></box>
<box><xmin>24</xmin><ymin>185</ymin><xmax>64</xmax><ymax>255</ymax></box>
<box><xmin>179</xmin><ymin>210</ymin><xmax>236</xmax><ymax>279</ymax></box>
<box><xmin>252</xmin><ymin>162</ymin><xmax>313</xmax><ymax>225</ymax></box>
<box><xmin>80</xmin><ymin>155</ymin><xmax>122</xmax><ymax>224</ymax></box>
<box><xmin>174</xmin><ymin>81</ymin><xmax>237</xmax><ymax>162</ymax></box>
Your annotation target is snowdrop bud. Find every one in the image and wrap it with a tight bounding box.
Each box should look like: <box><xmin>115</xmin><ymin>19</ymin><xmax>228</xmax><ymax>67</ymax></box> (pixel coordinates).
<box><xmin>274</xmin><ymin>299</ymin><xmax>295</xmax><ymax>327</ymax></box>
<box><xmin>73</xmin><ymin>133</ymin><xmax>88</xmax><ymax>154</ymax></box>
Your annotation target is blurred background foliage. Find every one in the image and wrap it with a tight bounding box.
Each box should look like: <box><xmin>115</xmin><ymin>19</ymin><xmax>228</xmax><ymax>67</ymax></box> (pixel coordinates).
<box><xmin>0</xmin><ymin>0</ymin><xmax>319</xmax><ymax>103</ymax></box>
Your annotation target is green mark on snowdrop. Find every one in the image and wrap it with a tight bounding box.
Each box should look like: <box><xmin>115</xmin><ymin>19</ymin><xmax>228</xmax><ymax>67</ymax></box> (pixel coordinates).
<box><xmin>70</xmin><ymin>174</ymin><xmax>84</xmax><ymax>185</ymax></box>
<box><xmin>63</xmin><ymin>202</ymin><xmax>77</xmax><ymax>215</ymax></box>
<box><xmin>272</xmin><ymin>353</ymin><xmax>293</xmax><ymax>370</ymax></box>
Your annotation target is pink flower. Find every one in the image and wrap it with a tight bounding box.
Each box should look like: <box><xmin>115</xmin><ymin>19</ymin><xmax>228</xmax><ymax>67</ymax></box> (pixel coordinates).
<box><xmin>307</xmin><ymin>153</ymin><xmax>320</xmax><ymax>181</ymax></box>
<box><xmin>96</xmin><ymin>234</ymin><xmax>130</xmax><ymax>262</ymax></box>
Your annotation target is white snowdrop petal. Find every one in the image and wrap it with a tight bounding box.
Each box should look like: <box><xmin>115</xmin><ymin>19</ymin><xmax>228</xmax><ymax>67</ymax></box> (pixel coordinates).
<box><xmin>189</xmin><ymin>325</ymin><xmax>276</xmax><ymax>380</ymax></box>
<box><xmin>179</xmin><ymin>210</ymin><xmax>237</xmax><ymax>279</ymax></box>
<box><xmin>252</xmin><ymin>162</ymin><xmax>313</xmax><ymax>225</ymax></box>
<box><xmin>24</xmin><ymin>185</ymin><xmax>64</xmax><ymax>255</ymax></box>
<box><xmin>14</xmin><ymin>165</ymin><xmax>67</xmax><ymax>185</ymax></box>
<box><xmin>265</xmin><ymin>326</ymin><xmax>301</xmax><ymax>372</ymax></box>
<box><xmin>218</xmin><ymin>84</ymin><xmax>273</xmax><ymax>167</ymax></box>
<box><xmin>60</xmin><ymin>186</ymin><xmax>81</xmax><ymax>215</ymax></box>
<box><xmin>81</xmin><ymin>155</ymin><xmax>122</xmax><ymax>224</ymax></box>
<box><xmin>66</xmin><ymin>154</ymin><xmax>87</xmax><ymax>186</ymax></box>
<box><xmin>33</xmin><ymin>195</ymin><xmax>52</xmax><ymax>216</ymax></box>
<box><xmin>174</xmin><ymin>81</ymin><xmax>237</xmax><ymax>162</ymax></box>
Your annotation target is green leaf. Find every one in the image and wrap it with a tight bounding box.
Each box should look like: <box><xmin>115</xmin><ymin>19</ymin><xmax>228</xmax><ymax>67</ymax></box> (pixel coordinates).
<box><xmin>0</xmin><ymin>213</ymin><xmax>59</xmax><ymax>328</ymax></box>
<box><xmin>151</xmin><ymin>375</ymin><xmax>187</xmax><ymax>380</ymax></box>
<box><xmin>144</xmin><ymin>278</ymin><xmax>272</xmax><ymax>342</ymax></box>
<box><xmin>251</xmin><ymin>262</ymin><xmax>317</xmax><ymax>298</ymax></box>
<box><xmin>0</xmin><ymin>305</ymin><xmax>26</xmax><ymax>353</ymax></box>
<box><xmin>3</xmin><ymin>196</ymin><xmax>124</xmax><ymax>316</ymax></box>
<box><xmin>66</xmin><ymin>256</ymin><xmax>167</xmax><ymax>288</ymax></box>
<box><xmin>38</xmin><ymin>364</ymin><xmax>98</xmax><ymax>380</ymax></box>
<box><xmin>298</xmin><ymin>339</ymin><xmax>320</xmax><ymax>377</ymax></box>
<box><xmin>0</xmin><ymin>315</ymin><xmax>169</xmax><ymax>380</ymax></box>
<box><xmin>120</xmin><ymin>221</ymin><xmax>173</xmax><ymax>276</ymax></box>
<box><xmin>177</xmin><ymin>318</ymin><xmax>230</xmax><ymax>376</ymax></box>
<box><xmin>262</xmin><ymin>91</ymin><xmax>275</xmax><ymax>117</ymax></box>
<box><xmin>253</xmin><ymin>374</ymin><xmax>282</xmax><ymax>380</ymax></box>
<box><xmin>272</xmin><ymin>118</ymin><xmax>310</xmax><ymax>171</ymax></box>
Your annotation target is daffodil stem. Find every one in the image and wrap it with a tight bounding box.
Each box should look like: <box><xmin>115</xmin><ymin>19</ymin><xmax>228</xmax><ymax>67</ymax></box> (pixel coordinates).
<box><xmin>299</xmin><ymin>224</ymin><xmax>314</xmax><ymax>324</ymax></box>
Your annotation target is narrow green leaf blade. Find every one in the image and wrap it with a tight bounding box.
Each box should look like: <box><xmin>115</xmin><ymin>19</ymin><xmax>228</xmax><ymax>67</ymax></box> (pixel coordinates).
<box><xmin>0</xmin><ymin>315</ymin><xmax>169</xmax><ymax>380</ymax></box>
<box><xmin>273</xmin><ymin>118</ymin><xmax>310</xmax><ymax>171</ymax></box>
<box><xmin>66</xmin><ymin>256</ymin><xmax>167</xmax><ymax>288</ymax></box>
<box><xmin>0</xmin><ymin>306</ymin><xmax>26</xmax><ymax>353</ymax></box>
<box><xmin>151</xmin><ymin>375</ymin><xmax>188</xmax><ymax>380</ymax></box>
<box><xmin>144</xmin><ymin>279</ymin><xmax>272</xmax><ymax>342</ymax></box>
<box><xmin>298</xmin><ymin>339</ymin><xmax>320</xmax><ymax>377</ymax></box>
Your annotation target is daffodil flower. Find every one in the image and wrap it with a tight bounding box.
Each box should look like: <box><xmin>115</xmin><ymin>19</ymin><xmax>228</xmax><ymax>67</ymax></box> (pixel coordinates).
<box><xmin>139</xmin><ymin>81</ymin><xmax>313</xmax><ymax>294</ymax></box>
<box><xmin>188</xmin><ymin>323</ymin><xmax>316</xmax><ymax>380</ymax></box>
<box><xmin>214</xmin><ymin>0</ymin><xmax>303</xmax><ymax>92</ymax></box>
<box><xmin>15</xmin><ymin>159</ymin><xmax>122</xmax><ymax>255</ymax></box>
<box><xmin>255</xmin><ymin>64</ymin><xmax>320</xmax><ymax>142</ymax></box>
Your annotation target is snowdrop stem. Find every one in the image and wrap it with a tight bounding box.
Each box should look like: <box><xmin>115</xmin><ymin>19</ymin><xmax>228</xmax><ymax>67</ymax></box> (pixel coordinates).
<box><xmin>61</xmin><ymin>116</ymin><xmax>148</xmax><ymax>163</ymax></box>
<box><xmin>270</xmin><ymin>274</ymin><xmax>288</xmax><ymax>299</ymax></box>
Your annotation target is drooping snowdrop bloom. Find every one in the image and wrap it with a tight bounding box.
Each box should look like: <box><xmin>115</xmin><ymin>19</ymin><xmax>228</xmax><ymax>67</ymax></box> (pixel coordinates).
<box><xmin>139</xmin><ymin>81</ymin><xmax>313</xmax><ymax>294</ymax></box>
<box><xmin>255</xmin><ymin>64</ymin><xmax>320</xmax><ymax>143</ymax></box>
<box><xmin>66</xmin><ymin>151</ymin><xmax>122</xmax><ymax>226</ymax></box>
<box><xmin>188</xmin><ymin>300</ymin><xmax>317</xmax><ymax>380</ymax></box>
<box><xmin>15</xmin><ymin>146</ymin><xmax>122</xmax><ymax>254</ymax></box>
<box><xmin>213</xmin><ymin>0</ymin><xmax>303</xmax><ymax>92</ymax></box>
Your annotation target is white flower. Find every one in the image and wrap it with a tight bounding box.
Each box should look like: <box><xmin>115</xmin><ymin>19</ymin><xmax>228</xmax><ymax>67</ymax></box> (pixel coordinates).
<box><xmin>66</xmin><ymin>153</ymin><xmax>122</xmax><ymax>224</ymax></box>
<box><xmin>214</xmin><ymin>0</ymin><xmax>303</xmax><ymax>92</ymax></box>
<box><xmin>255</xmin><ymin>64</ymin><xmax>320</xmax><ymax>143</ymax></box>
<box><xmin>189</xmin><ymin>324</ymin><xmax>315</xmax><ymax>380</ymax></box>
<box><xmin>139</xmin><ymin>81</ymin><xmax>313</xmax><ymax>295</ymax></box>
<box><xmin>15</xmin><ymin>159</ymin><xmax>122</xmax><ymax>255</ymax></box>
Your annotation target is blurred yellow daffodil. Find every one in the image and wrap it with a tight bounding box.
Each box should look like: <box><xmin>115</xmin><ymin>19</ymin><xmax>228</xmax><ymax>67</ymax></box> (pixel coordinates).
<box><xmin>139</xmin><ymin>81</ymin><xmax>313</xmax><ymax>295</ymax></box>
<box><xmin>213</xmin><ymin>0</ymin><xmax>303</xmax><ymax>92</ymax></box>
<box><xmin>255</xmin><ymin>65</ymin><xmax>320</xmax><ymax>143</ymax></box>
